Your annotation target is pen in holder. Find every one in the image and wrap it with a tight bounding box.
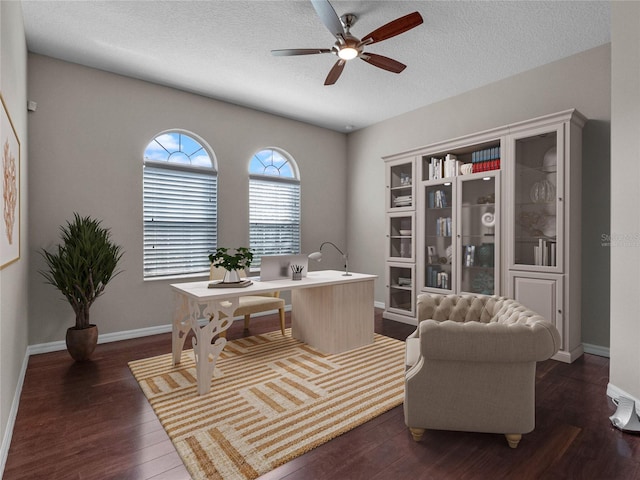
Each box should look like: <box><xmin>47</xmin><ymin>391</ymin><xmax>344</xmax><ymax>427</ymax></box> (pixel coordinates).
<box><xmin>291</xmin><ymin>264</ymin><xmax>304</xmax><ymax>280</ymax></box>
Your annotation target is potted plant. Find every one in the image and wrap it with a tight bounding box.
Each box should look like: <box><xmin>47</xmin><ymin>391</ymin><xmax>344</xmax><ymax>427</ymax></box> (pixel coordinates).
<box><xmin>40</xmin><ymin>213</ymin><xmax>124</xmax><ymax>361</ymax></box>
<box><xmin>208</xmin><ymin>247</ymin><xmax>253</xmax><ymax>283</ymax></box>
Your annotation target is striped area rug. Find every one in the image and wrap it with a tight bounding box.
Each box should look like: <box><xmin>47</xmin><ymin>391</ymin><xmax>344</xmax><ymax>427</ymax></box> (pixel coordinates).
<box><xmin>129</xmin><ymin>330</ymin><xmax>406</xmax><ymax>480</ymax></box>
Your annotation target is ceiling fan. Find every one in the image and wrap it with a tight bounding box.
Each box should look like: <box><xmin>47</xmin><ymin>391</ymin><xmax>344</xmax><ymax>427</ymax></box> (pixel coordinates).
<box><xmin>271</xmin><ymin>0</ymin><xmax>423</xmax><ymax>86</ymax></box>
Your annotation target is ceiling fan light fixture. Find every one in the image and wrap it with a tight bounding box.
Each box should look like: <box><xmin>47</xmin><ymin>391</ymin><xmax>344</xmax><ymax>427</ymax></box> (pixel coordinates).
<box><xmin>338</xmin><ymin>46</ymin><xmax>359</xmax><ymax>60</ymax></box>
<box><xmin>272</xmin><ymin>1</ymin><xmax>424</xmax><ymax>85</ymax></box>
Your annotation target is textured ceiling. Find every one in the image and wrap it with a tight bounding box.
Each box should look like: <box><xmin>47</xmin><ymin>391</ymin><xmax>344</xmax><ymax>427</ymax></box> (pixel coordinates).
<box><xmin>21</xmin><ymin>0</ymin><xmax>610</xmax><ymax>132</ymax></box>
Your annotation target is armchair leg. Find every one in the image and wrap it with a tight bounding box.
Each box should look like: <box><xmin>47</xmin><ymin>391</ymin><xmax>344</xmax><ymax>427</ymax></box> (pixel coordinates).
<box><xmin>409</xmin><ymin>428</ymin><xmax>425</xmax><ymax>442</ymax></box>
<box><xmin>243</xmin><ymin>314</ymin><xmax>251</xmax><ymax>330</ymax></box>
<box><xmin>279</xmin><ymin>308</ymin><xmax>286</xmax><ymax>335</ymax></box>
<box><xmin>505</xmin><ymin>434</ymin><xmax>522</xmax><ymax>449</ymax></box>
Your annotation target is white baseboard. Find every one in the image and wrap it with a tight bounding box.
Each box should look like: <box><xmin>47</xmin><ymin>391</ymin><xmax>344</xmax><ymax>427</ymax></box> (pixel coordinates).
<box><xmin>28</xmin><ymin>324</ymin><xmax>178</xmax><ymax>355</ymax></box>
<box><xmin>583</xmin><ymin>343</ymin><xmax>610</xmax><ymax>358</ymax></box>
<box><xmin>28</xmin><ymin>306</ymin><xmax>293</xmax><ymax>355</ymax></box>
<box><xmin>374</xmin><ymin>301</ymin><xmax>385</xmax><ymax>309</ymax></box>
<box><xmin>0</xmin><ymin>349</ymin><xmax>30</xmax><ymax>478</ymax></box>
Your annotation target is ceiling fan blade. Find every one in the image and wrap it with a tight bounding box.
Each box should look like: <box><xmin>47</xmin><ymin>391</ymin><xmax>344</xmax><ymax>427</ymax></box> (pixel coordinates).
<box><xmin>311</xmin><ymin>0</ymin><xmax>345</xmax><ymax>38</ymax></box>
<box><xmin>324</xmin><ymin>59</ymin><xmax>346</xmax><ymax>85</ymax></box>
<box><xmin>360</xmin><ymin>53</ymin><xmax>406</xmax><ymax>73</ymax></box>
<box><xmin>361</xmin><ymin>12</ymin><xmax>423</xmax><ymax>45</ymax></box>
<box><xmin>271</xmin><ymin>48</ymin><xmax>332</xmax><ymax>56</ymax></box>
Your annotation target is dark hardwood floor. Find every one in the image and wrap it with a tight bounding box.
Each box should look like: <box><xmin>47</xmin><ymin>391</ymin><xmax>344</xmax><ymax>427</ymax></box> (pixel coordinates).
<box><xmin>4</xmin><ymin>309</ymin><xmax>639</xmax><ymax>480</ymax></box>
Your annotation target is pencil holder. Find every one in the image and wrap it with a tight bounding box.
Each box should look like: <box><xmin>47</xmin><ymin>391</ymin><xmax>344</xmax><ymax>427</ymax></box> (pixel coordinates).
<box><xmin>290</xmin><ymin>264</ymin><xmax>304</xmax><ymax>280</ymax></box>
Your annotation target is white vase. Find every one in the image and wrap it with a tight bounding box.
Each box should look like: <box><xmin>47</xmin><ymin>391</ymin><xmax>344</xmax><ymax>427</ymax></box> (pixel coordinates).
<box><xmin>222</xmin><ymin>269</ymin><xmax>242</xmax><ymax>283</ymax></box>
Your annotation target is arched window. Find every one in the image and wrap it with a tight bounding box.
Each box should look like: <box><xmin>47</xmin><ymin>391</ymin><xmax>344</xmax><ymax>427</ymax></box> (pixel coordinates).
<box><xmin>249</xmin><ymin>148</ymin><xmax>300</xmax><ymax>267</ymax></box>
<box><xmin>143</xmin><ymin>131</ymin><xmax>217</xmax><ymax>278</ymax></box>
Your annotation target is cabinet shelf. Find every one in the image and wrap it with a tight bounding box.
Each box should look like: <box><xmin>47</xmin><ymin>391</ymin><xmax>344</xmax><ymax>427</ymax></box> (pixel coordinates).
<box><xmin>517</xmin><ymin>202</ymin><xmax>556</xmax><ymax>207</ymax></box>
<box><xmin>461</xmin><ymin>203</ymin><xmax>496</xmax><ymax>208</ymax></box>
<box><xmin>517</xmin><ymin>164</ymin><xmax>557</xmax><ymax>174</ymax></box>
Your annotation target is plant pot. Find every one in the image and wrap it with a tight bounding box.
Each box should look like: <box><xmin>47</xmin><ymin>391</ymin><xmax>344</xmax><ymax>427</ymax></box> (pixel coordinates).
<box><xmin>222</xmin><ymin>269</ymin><xmax>242</xmax><ymax>283</ymax></box>
<box><xmin>66</xmin><ymin>324</ymin><xmax>98</xmax><ymax>361</ymax></box>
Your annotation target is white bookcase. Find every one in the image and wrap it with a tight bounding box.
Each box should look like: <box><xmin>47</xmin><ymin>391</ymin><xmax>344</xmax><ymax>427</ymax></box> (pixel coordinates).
<box><xmin>383</xmin><ymin>109</ymin><xmax>585</xmax><ymax>363</ymax></box>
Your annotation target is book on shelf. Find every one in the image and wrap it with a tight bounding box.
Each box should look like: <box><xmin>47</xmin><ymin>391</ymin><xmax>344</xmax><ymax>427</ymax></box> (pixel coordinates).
<box><xmin>438</xmin><ymin>190</ymin><xmax>447</xmax><ymax>208</ymax></box>
<box><xmin>427</xmin><ymin>245</ymin><xmax>437</xmax><ymax>264</ymax></box>
<box><xmin>429</xmin><ymin>154</ymin><xmax>462</xmax><ymax>180</ymax></box>
<box><xmin>437</xmin><ymin>271</ymin><xmax>449</xmax><ymax>289</ymax></box>
<box><xmin>471</xmin><ymin>146</ymin><xmax>501</xmax><ymax>173</ymax></box>
<box><xmin>428</xmin><ymin>189</ymin><xmax>448</xmax><ymax>208</ymax></box>
<box><xmin>464</xmin><ymin>245</ymin><xmax>476</xmax><ymax>267</ymax></box>
<box><xmin>534</xmin><ymin>238</ymin><xmax>556</xmax><ymax>266</ymax></box>
<box><xmin>427</xmin><ymin>266</ymin><xmax>448</xmax><ymax>289</ymax></box>
<box><xmin>393</xmin><ymin>194</ymin><xmax>412</xmax><ymax>207</ymax></box>
<box><xmin>444</xmin><ymin>154</ymin><xmax>461</xmax><ymax>178</ymax></box>
<box><xmin>435</xmin><ymin>216</ymin><xmax>452</xmax><ymax>236</ymax></box>
<box><xmin>429</xmin><ymin>157</ymin><xmax>443</xmax><ymax>180</ymax></box>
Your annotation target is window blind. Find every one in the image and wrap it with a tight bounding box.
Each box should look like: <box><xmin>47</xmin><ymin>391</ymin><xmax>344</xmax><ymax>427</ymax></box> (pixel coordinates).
<box><xmin>249</xmin><ymin>176</ymin><xmax>300</xmax><ymax>267</ymax></box>
<box><xmin>143</xmin><ymin>165</ymin><xmax>217</xmax><ymax>277</ymax></box>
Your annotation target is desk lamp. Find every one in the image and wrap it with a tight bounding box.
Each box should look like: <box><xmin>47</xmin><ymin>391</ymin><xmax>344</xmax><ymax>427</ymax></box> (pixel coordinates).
<box><xmin>308</xmin><ymin>241</ymin><xmax>351</xmax><ymax>276</ymax></box>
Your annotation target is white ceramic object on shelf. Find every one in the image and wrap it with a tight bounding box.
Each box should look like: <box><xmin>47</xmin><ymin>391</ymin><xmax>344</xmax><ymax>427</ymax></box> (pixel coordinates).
<box><xmin>530</xmin><ymin>179</ymin><xmax>556</xmax><ymax>204</ymax></box>
<box><xmin>542</xmin><ymin>146</ymin><xmax>557</xmax><ymax>172</ymax></box>
<box><xmin>481</xmin><ymin>211</ymin><xmax>496</xmax><ymax>227</ymax></box>
<box><xmin>399</xmin><ymin>229</ymin><xmax>411</xmax><ymax>236</ymax></box>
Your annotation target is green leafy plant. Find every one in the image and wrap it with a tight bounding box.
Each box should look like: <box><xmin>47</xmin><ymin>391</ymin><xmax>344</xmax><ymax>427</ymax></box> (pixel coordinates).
<box><xmin>40</xmin><ymin>213</ymin><xmax>124</xmax><ymax>330</ymax></box>
<box><xmin>208</xmin><ymin>247</ymin><xmax>253</xmax><ymax>271</ymax></box>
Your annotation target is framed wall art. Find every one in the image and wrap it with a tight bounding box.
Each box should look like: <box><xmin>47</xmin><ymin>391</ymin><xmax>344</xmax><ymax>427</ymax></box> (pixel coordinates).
<box><xmin>1</xmin><ymin>93</ymin><xmax>20</xmax><ymax>269</ymax></box>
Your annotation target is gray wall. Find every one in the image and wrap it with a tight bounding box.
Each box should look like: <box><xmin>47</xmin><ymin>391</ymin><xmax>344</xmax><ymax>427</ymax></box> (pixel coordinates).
<box><xmin>610</xmin><ymin>2</ymin><xmax>640</xmax><ymax>401</ymax></box>
<box><xmin>347</xmin><ymin>44</ymin><xmax>611</xmax><ymax>349</ymax></box>
<box><xmin>27</xmin><ymin>54</ymin><xmax>348</xmax><ymax>345</ymax></box>
<box><xmin>0</xmin><ymin>0</ymin><xmax>28</xmax><ymax>467</ymax></box>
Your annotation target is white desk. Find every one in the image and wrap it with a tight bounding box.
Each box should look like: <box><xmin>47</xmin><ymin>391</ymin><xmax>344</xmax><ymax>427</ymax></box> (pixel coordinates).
<box><xmin>171</xmin><ymin>270</ymin><xmax>377</xmax><ymax>395</ymax></box>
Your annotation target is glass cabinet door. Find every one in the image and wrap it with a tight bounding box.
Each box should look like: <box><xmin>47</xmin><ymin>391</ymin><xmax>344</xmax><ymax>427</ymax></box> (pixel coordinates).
<box><xmin>512</xmin><ymin>128</ymin><xmax>561</xmax><ymax>270</ymax></box>
<box><xmin>387</xmin><ymin>212</ymin><xmax>414</xmax><ymax>262</ymax></box>
<box><xmin>424</xmin><ymin>182</ymin><xmax>454</xmax><ymax>291</ymax></box>
<box><xmin>458</xmin><ymin>173</ymin><xmax>499</xmax><ymax>294</ymax></box>
<box><xmin>387</xmin><ymin>159</ymin><xmax>414</xmax><ymax>211</ymax></box>
<box><xmin>387</xmin><ymin>263</ymin><xmax>415</xmax><ymax>316</ymax></box>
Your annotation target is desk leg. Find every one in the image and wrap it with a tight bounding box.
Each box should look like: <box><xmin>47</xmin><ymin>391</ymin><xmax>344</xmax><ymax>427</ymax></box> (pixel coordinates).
<box><xmin>172</xmin><ymin>293</ymin><xmax>191</xmax><ymax>366</ymax></box>
<box><xmin>191</xmin><ymin>298</ymin><xmax>238</xmax><ymax>395</ymax></box>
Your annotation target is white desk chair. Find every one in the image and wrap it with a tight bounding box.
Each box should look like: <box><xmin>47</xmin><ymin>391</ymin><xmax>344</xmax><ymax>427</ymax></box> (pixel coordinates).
<box><xmin>210</xmin><ymin>266</ymin><xmax>286</xmax><ymax>336</ymax></box>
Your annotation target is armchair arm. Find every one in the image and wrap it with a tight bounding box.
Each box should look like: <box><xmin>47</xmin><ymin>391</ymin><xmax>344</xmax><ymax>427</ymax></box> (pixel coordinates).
<box><xmin>418</xmin><ymin>319</ymin><xmax>560</xmax><ymax>363</ymax></box>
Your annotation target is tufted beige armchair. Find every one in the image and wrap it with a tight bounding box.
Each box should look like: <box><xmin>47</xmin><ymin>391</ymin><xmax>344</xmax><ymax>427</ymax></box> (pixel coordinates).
<box><xmin>210</xmin><ymin>266</ymin><xmax>286</xmax><ymax>336</ymax></box>
<box><xmin>404</xmin><ymin>293</ymin><xmax>561</xmax><ymax>448</ymax></box>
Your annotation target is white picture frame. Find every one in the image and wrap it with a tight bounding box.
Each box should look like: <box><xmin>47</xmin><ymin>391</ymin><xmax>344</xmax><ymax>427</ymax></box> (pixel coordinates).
<box><xmin>1</xmin><ymin>93</ymin><xmax>21</xmax><ymax>269</ymax></box>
